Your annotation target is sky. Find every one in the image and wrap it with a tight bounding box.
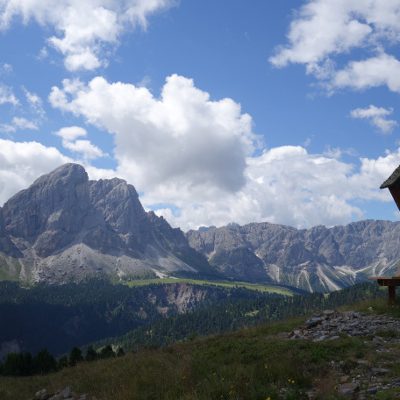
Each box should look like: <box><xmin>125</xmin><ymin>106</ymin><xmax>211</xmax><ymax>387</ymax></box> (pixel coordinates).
<box><xmin>0</xmin><ymin>0</ymin><xmax>400</xmax><ymax>230</ymax></box>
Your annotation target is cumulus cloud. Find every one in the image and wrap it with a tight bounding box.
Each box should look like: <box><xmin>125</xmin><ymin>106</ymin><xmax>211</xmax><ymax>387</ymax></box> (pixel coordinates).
<box><xmin>55</xmin><ymin>126</ymin><xmax>87</xmax><ymax>142</ymax></box>
<box><xmin>333</xmin><ymin>53</ymin><xmax>400</xmax><ymax>93</ymax></box>
<box><xmin>351</xmin><ymin>105</ymin><xmax>398</xmax><ymax>134</ymax></box>
<box><xmin>0</xmin><ymin>0</ymin><xmax>175</xmax><ymax>71</ymax></box>
<box><xmin>0</xmin><ymin>117</ymin><xmax>38</xmax><ymax>133</ymax></box>
<box><xmin>270</xmin><ymin>0</ymin><xmax>400</xmax><ymax>92</ymax></box>
<box><xmin>0</xmin><ymin>137</ymin><xmax>398</xmax><ymax>230</ymax></box>
<box><xmin>0</xmin><ymin>139</ymin><xmax>70</xmax><ymax>204</ymax></box>
<box><xmin>49</xmin><ymin>74</ymin><xmax>256</xmax><ymax>193</ymax></box>
<box><xmin>46</xmin><ymin>73</ymin><xmax>400</xmax><ymax>230</ymax></box>
<box><xmin>55</xmin><ymin>126</ymin><xmax>105</xmax><ymax>160</ymax></box>
<box><xmin>151</xmin><ymin>145</ymin><xmax>400</xmax><ymax>230</ymax></box>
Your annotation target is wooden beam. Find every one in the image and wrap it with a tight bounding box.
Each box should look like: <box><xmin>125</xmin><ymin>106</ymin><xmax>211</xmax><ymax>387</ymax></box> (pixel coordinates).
<box><xmin>388</xmin><ymin>285</ymin><xmax>396</xmax><ymax>305</ymax></box>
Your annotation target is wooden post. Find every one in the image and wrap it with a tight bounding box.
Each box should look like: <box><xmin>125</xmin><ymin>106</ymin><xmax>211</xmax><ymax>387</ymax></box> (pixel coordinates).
<box><xmin>388</xmin><ymin>285</ymin><xmax>396</xmax><ymax>305</ymax></box>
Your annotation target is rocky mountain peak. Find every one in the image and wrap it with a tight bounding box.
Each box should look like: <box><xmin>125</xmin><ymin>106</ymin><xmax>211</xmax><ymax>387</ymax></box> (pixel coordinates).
<box><xmin>2</xmin><ymin>163</ymin><xmax>91</xmax><ymax>244</ymax></box>
<box><xmin>32</xmin><ymin>163</ymin><xmax>88</xmax><ymax>187</ymax></box>
<box><xmin>0</xmin><ymin>164</ymin><xmax>214</xmax><ymax>283</ymax></box>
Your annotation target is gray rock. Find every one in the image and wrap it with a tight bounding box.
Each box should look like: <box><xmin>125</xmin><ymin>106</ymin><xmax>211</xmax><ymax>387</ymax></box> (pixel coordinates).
<box><xmin>305</xmin><ymin>317</ymin><xmax>324</xmax><ymax>328</ymax></box>
<box><xmin>61</xmin><ymin>387</ymin><xmax>72</xmax><ymax>399</ymax></box>
<box><xmin>337</xmin><ymin>382</ymin><xmax>360</xmax><ymax>396</ymax></box>
<box><xmin>34</xmin><ymin>389</ymin><xmax>49</xmax><ymax>400</ymax></box>
<box><xmin>372</xmin><ymin>367</ymin><xmax>390</xmax><ymax>375</ymax></box>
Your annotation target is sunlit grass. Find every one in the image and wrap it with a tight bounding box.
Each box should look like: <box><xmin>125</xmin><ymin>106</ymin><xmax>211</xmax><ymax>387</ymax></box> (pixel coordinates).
<box><xmin>123</xmin><ymin>277</ymin><xmax>294</xmax><ymax>296</ymax></box>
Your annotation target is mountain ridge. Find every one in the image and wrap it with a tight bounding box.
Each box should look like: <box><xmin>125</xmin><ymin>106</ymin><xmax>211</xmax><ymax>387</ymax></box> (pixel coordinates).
<box><xmin>1</xmin><ymin>163</ymin><xmax>400</xmax><ymax>292</ymax></box>
<box><xmin>186</xmin><ymin>219</ymin><xmax>400</xmax><ymax>292</ymax></box>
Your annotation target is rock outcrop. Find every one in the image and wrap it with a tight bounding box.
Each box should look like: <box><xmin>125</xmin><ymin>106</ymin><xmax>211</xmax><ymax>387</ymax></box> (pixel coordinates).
<box><xmin>32</xmin><ymin>386</ymin><xmax>93</xmax><ymax>400</ymax></box>
<box><xmin>289</xmin><ymin>310</ymin><xmax>400</xmax><ymax>399</ymax></box>
<box><xmin>0</xmin><ymin>164</ymin><xmax>213</xmax><ymax>284</ymax></box>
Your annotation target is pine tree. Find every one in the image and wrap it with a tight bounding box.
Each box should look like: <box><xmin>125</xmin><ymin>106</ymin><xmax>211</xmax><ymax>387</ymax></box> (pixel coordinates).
<box><xmin>69</xmin><ymin>347</ymin><xmax>83</xmax><ymax>366</ymax></box>
<box><xmin>33</xmin><ymin>349</ymin><xmax>57</xmax><ymax>374</ymax></box>
<box><xmin>116</xmin><ymin>347</ymin><xmax>125</xmax><ymax>357</ymax></box>
<box><xmin>85</xmin><ymin>346</ymin><xmax>98</xmax><ymax>362</ymax></box>
<box><xmin>99</xmin><ymin>345</ymin><xmax>115</xmax><ymax>359</ymax></box>
<box><xmin>57</xmin><ymin>356</ymin><xmax>68</xmax><ymax>370</ymax></box>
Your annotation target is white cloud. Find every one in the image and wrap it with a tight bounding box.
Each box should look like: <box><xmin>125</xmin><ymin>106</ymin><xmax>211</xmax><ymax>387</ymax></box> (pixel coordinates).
<box><xmin>0</xmin><ymin>139</ymin><xmax>71</xmax><ymax>204</ymax></box>
<box><xmin>333</xmin><ymin>53</ymin><xmax>400</xmax><ymax>93</ymax></box>
<box><xmin>0</xmin><ymin>137</ymin><xmax>397</xmax><ymax>230</ymax></box>
<box><xmin>0</xmin><ymin>63</ymin><xmax>12</xmax><ymax>74</ymax></box>
<box><xmin>351</xmin><ymin>105</ymin><xmax>398</xmax><ymax>134</ymax></box>
<box><xmin>23</xmin><ymin>88</ymin><xmax>45</xmax><ymax>117</ymax></box>
<box><xmin>0</xmin><ymin>0</ymin><xmax>175</xmax><ymax>71</ymax></box>
<box><xmin>0</xmin><ymin>84</ymin><xmax>18</xmax><ymax>105</ymax></box>
<box><xmin>12</xmin><ymin>117</ymin><xmax>38</xmax><ymax>130</ymax></box>
<box><xmin>47</xmin><ymin>73</ymin><xmax>400</xmax><ymax>230</ymax></box>
<box><xmin>49</xmin><ymin>74</ymin><xmax>256</xmax><ymax>193</ymax></box>
<box><xmin>153</xmin><ymin>145</ymin><xmax>400</xmax><ymax>230</ymax></box>
<box><xmin>0</xmin><ymin>117</ymin><xmax>38</xmax><ymax>133</ymax></box>
<box><xmin>270</xmin><ymin>0</ymin><xmax>400</xmax><ymax>92</ymax></box>
<box><xmin>55</xmin><ymin>125</ymin><xmax>105</xmax><ymax>160</ymax></box>
<box><xmin>63</xmin><ymin>139</ymin><xmax>104</xmax><ymax>160</ymax></box>
<box><xmin>55</xmin><ymin>126</ymin><xmax>86</xmax><ymax>142</ymax></box>
<box><xmin>0</xmin><ymin>138</ymin><xmax>116</xmax><ymax>206</ymax></box>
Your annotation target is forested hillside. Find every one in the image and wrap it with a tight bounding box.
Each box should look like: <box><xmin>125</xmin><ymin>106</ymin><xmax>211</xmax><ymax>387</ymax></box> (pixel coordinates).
<box><xmin>0</xmin><ymin>279</ymin><xmax>289</xmax><ymax>356</ymax></box>
<box><xmin>94</xmin><ymin>282</ymin><xmax>383</xmax><ymax>352</ymax></box>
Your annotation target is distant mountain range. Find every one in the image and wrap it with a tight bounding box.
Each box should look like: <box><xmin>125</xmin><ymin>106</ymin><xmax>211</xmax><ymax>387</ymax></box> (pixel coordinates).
<box><xmin>1</xmin><ymin>163</ymin><xmax>400</xmax><ymax>292</ymax></box>
<box><xmin>186</xmin><ymin>221</ymin><xmax>400</xmax><ymax>292</ymax></box>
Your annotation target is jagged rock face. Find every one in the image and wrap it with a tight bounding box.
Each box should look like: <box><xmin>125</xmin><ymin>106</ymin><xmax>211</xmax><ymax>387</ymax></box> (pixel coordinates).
<box><xmin>186</xmin><ymin>221</ymin><xmax>400</xmax><ymax>292</ymax></box>
<box><xmin>0</xmin><ymin>164</ymin><xmax>213</xmax><ymax>283</ymax></box>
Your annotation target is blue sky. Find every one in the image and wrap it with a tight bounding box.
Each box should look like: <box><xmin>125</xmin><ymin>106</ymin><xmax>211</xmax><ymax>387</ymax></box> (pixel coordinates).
<box><xmin>0</xmin><ymin>0</ymin><xmax>400</xmax><ymax>229</ymax></box>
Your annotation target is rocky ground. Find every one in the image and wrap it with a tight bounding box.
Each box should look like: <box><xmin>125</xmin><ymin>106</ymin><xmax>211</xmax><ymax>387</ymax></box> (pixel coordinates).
<box><xmin>31</xmin><ymin>386</ymin><xmax>96</xmax><ymax>400</ymax></box>
<box><xmin>289</xmin><ymin>309</ymin><xmax>400</xmax><ymax>399</ymax></box>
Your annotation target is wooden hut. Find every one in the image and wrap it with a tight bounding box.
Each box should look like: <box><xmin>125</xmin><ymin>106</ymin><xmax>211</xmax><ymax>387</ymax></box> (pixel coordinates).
<box><xmin>372</xmin><ymin>165</ymin><xmax>400</xmax><ymax>304</ymax></box>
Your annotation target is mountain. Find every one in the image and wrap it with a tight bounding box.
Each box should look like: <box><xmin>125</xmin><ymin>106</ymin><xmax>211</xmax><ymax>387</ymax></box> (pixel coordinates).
<box><xmin>2</xmin><ymin>163</ymin><xmax>400</xmax><ymax>292</ymax></box>
<box><xmin>0</xmin><ymin>164</ymin><xmax>214</xmax><ymax>284</ymax></box>
<box><xmin>186</xmin><ymin>220</ymin><xmax>400</xmax><ymax>292</ymax></box>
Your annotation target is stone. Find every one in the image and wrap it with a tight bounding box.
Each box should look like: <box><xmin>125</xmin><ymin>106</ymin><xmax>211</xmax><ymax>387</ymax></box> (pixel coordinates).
<box><xmin>371</xmin><ymin>367</ymin><xmax>390</xmax><ymax>375</ymax></box>
<box><xmin>340</xmin><ymin>375</ymin><xmax>350</xmax><ymax>383</ymax></box>
<box><xmin>35</xmin><ymin>389</ymin><xmax>49</xmax><ymax>400</ymax></box>
<box><xmin>366</xmin><ymin>387</ymin><xmax>378</xmax><ymax>395</ymax></box>
<box><xmin>305</xmin><ymin>317</ymin><xmax>324</xmax><ymax>328</ymax></box>
<box><xmin>34</xmin><ymin>388</ymin><xmax>92</xmax><ymax>400</ymax></box>
<box><xmin>337</xmin><ymin>382</ymin><xmax>360</xmax><ymax>396</ymax></box>
<box><xmin>61</xmin><ymin>387</ymin><xmax>72</xmax><ymax>398</ymax></box>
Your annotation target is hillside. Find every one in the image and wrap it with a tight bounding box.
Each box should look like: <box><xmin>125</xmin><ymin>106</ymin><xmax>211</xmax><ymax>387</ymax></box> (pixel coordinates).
<box><xmin>0</xmin><ymin>280</ymin><xmax>285</xmax><ymax>356</ymax></box>
<box><xmin>2</xmin><ymin>297</ymin><xmax>400</xmax><ymax>400</ymax></box>
<box><xmin>187</xmin><ymin>221</ymin><xmax>400</xmax><ymax>292</ymax></box>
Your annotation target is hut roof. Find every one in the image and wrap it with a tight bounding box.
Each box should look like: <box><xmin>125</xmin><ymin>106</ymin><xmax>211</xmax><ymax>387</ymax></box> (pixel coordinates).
<box><xmin>380</xmin><ymin>165</ymin><xmax>400</xmax><ymax>189</ymax></box>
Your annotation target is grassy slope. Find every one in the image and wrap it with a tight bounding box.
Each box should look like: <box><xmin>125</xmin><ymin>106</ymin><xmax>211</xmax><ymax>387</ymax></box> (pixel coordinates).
<box><xmin>124</xmin><ymin>278</ymin><xmax>294</xmax><ymax>296</ymax></box>
<box><xmin>3</xmin><ymin>298</ymin><xmax>400</xmax><ymax>400</ymax></box>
